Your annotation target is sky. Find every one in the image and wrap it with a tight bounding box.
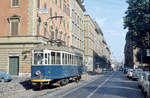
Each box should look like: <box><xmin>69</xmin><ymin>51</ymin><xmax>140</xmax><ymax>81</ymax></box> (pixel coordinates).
<box><xmin>84</xmin><ymin>0</ymin><xmax>128</xmax><ymax>62</ymax></box>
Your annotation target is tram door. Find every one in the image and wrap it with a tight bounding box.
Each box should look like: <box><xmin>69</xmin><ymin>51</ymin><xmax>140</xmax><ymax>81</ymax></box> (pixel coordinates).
<box><xmin>9</xmin><ymin>56</ymin><xmax>19</xmax><ymax>75</ymax></box>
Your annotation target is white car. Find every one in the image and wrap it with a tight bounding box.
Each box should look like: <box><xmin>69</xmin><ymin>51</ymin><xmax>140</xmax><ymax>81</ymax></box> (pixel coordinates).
<box><xmin>127</xmin><ymin>69</ymin><xmax>133</xmax><ymax>79</ymax></box>
<box><xmin>132</xmin><ymin>69</ymin><xmax>143</xmax><ymax>80</ymax></box>
<box><xmin>141</xmin><ymin>72</ymin><xmax>150</xmax><ymax>98</ymax></box>
<box><xmin>138</xmin><ymin>71</ymin><xmax>144</xmax><ymax>88</ymax></box>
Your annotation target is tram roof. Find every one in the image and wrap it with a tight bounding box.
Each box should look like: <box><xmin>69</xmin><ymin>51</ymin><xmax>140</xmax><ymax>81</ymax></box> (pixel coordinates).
<box><xmin>33</xmin><ymin>45</ymin><xmax>72</xmax><ymax>52</ymax></box>
<box><xmin>33</xmin><ymin>44</ymin><xmax>83</xmax><ymax>57</ymax></box>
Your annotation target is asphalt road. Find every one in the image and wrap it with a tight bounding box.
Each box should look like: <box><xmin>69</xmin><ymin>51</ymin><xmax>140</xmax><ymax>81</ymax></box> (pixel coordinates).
<box><xmin>6</xmin><ymin>71</ymin><xmax>144</xmax><ymax>98</ymax></box>
<box><xmin>40</xmin><ymin>71</ymin><xmax>144</xmax><ymax>98</ymax></box>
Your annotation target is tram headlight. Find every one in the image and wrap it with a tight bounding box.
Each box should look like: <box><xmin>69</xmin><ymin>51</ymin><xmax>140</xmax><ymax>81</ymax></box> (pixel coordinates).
<box><xmin>35</xmin><ymin>70</ymin><xmax>41</xmax><ymax>76</ymax></box>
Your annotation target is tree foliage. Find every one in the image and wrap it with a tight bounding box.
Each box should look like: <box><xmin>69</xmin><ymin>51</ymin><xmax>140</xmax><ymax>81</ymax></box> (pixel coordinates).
<box><xmin>124</xmin><ymin>0</ymin><xmax>150</xmax><ymax>49</ymax></box>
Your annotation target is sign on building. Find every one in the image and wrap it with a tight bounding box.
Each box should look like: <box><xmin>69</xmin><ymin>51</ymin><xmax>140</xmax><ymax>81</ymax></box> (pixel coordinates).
<box><xmin>146</xmin><ymin>49</ymin><xmax>150</xmax><ymax>56</ymax></box>
<box><xmin>39</xmin><ymin>8</ymin><xmax>48</xmax><ymax>14</ymax></box>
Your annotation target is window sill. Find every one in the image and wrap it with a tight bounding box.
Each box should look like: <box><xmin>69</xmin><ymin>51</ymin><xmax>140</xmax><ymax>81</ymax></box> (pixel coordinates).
<box><xmin>11</xmin><ymin>6</ymin><xmax>20</xmax><ymax>8</ymax></box>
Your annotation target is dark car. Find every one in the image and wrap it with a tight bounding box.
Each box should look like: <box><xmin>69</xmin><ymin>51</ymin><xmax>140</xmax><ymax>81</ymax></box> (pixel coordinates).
<box><xmin>0</xmin><ymin>69</ymin><xmax>12</xmax><ymax>82</ymax></box>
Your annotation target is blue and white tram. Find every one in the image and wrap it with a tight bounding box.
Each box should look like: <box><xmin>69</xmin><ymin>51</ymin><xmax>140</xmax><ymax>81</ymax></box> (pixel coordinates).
<box><xmin>31</xmin><ymin>49</ymin><xmax>83</xmax><ymax>85</ymax></box>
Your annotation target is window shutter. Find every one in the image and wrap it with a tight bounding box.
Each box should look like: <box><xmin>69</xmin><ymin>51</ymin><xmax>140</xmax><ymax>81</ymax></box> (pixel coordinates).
<box><xmin>11</xmin><ymin>21</ymin><xmax>15</xmax><ymax>35</ymax></box>
<box><xmin>11</xmin><ymin>21</ymin><xmax>19</xmax><ymax>36</ymax></box>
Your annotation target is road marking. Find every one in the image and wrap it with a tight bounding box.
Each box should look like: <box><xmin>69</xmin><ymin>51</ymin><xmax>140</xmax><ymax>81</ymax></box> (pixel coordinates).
<box><xmin>86</xmin><ymin>74</ymin><xmax>113</xmax><ymax>98</ymax></box>
<box><xmin>60</xmin><ymin>75</ymin><xmax>103</xmax><ymax>98</ymax></box>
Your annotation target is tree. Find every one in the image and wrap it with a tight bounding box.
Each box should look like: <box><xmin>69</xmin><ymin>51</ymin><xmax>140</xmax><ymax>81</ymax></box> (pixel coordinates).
<box><xmin>124</xmin><ymin>0</ymin><xmax>150</xmax><ymax>49</ymax></box>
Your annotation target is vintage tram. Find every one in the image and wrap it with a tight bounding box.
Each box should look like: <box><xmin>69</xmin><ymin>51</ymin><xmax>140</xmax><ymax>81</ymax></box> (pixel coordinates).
<box><xmin>31</xmin><ymin>49</ymin><xmax>83</xmax><ymax>86</ymax></box>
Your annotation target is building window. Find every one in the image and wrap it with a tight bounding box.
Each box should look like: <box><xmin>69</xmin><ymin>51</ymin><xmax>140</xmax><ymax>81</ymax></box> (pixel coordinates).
<box><xmin>60</xmin><ymin>31</ymin><xmax>63</xmax><ymax>40</ymax></box>
<box><xmin>55</xmin><ymin>28</ymin><xmax>58</xmax><ymax>40</ymax></box>
<box><xmin>10</xmin><ymin>19</ymin><xmax>20</xmax><ymax>36</ymax></box>
<box><xmin>64</xmin><ymin>33</ymin><xmax>66</xmax><ymax>42</ymax></box>
<box><xmin>63</xmin><ymin>19</ymin><xmax>65</xmax><ymax>28</ymax></box>
<box><xmin>60</xmin><ymin>0</ymin><xmax>62</xmax><ymax>8</ymax></box>
<box><xmin>11</xmin><ymin>0</ymin><xmax>20</xmax><ymax>7</ymax></box>
<box><xmin>37</xmin><ymin>0</ymin><xmax>40</xmax><ymax>9</ymax></box>
<box><xmin>50</xmin><ymin>8</ymin><xmax>52</xmax><ymax>17</ymax></box>
<box><xmin>44</xmin><ymin>22</ymin><xmax>47</xmax><ymax>36</ymax></box>
<box><xmin>55</xmin><ymin>12</ymin><xmax>57</xmax><ymax>21</ymax></box>
<box><xmin>37</xmin><ymin>22</ymin><xmax>40</xmax><ymax>35</ymax></box>
<box><xmin>36</xmin><ymin>16</ymin><xmax>41</xmax><ymax>35</ymax></box>
<box><xmin>55</xmin><ymin>0</ymin><xmax>57</xmax><ymax>5</ymax></box>
<box><xmin>44</xmin><ymin>1</ymin><xmax>47</xmax><ymax>8</ymax></box>
<box><xmin>63</xmin><ymin>4</ymin><xmax>66</xmax><ymax>13</ymax></box>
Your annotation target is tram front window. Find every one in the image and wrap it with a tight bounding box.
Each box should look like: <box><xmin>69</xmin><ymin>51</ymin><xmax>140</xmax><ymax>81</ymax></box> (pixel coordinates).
<box><xmin>34</xmin><ymin>53</ymin><xmax>44</xmax><ymax>65</ymax></box>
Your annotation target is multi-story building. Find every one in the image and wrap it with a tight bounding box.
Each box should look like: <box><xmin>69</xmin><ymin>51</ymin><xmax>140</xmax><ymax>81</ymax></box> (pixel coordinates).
<box><xmin>124</xmin><ymin>32</ymin><xmax>140</xmax><ymax>69</ymax></box>
<box><xmin>0</xmin><ymin>0</ymin><xmax>70</xmax><ymax>76</ymax></box>
<box><xmin>70</xmin><ymin>0</ymin><xmax>85</xmax><ymax>56</ymax></box>
<box><xmin>84</xmin><ymin>15</ymin><xmax>95</xmax><ymax>71</ymax></box>
<box><xmin>84</xmin><ymin>15</ymin><xmax>111</xmax><ymax>71</ymax></box>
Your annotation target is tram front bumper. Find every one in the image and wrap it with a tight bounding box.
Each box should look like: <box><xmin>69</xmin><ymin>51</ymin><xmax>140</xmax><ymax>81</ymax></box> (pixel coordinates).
<box><xmin>31</xmin><ymin>79</ymin><xmax>51</xmax><ymax>82</ymax></box>
<box><xmin>31</xmin><ymin>79</ymin><xmax>51</xmax><ymax>85</ymax></box>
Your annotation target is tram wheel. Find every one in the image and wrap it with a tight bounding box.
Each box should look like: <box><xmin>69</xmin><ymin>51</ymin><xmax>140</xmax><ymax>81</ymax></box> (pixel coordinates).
<box><xmin>60</xmin><ymin>79</ymin><xmax>66</xmax><ymax>86</ymax></box>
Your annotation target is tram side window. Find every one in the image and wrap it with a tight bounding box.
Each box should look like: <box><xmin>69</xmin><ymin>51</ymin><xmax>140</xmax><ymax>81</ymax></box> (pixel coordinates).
<box><xmin>62</xmin><ymin>53</ymin><xmax>65</xmax><ymax>64</ymax></box>
<box><xmin>68</xmin><ymin>54</ymin><xmax>70</xmax><ymax>64</ymax></box>
<box><xmin>69</xmin><ymin>55</ymin><xmax>72</xmax><ymax>65</ymax></box>
<box><xmin>65</xmin><ymin>53</ymin><xmax>67</xmax><ymax>64</ymax></box>
<box><xmin>72</xmin><ymin>55</ymin><xmax>74</xmax><ymax>65</ymax></box>
<box><xmin>75</xmin><ymin>56</ymin><xmax>77</xmax><ymax>65</ymax></box>
<box><xmin>79</xmin><ymin>57</ymin><xmax>82</xmax><ymax>66</ymax></box>
<box><xmin>78</xmin><ymin>56</ymin><xmax>80</xmax><ymax>66</ymax></box>
<box><xmin>45</xmin><ymin>54</ymin><xmax>48</xmax><ymax>64</ymax></box>
<box><xmin>71</xmin><ymin>55</ymin><xmax>73</xmax><ymax>65</ymax></box>
<box><xmin>34</xmin><ymin>53</ymin><xmax>44</xmax><ymax>65</ymax></box>
<box><xmin>48</xmin><ymin>53</ymin><xmax>50</xmax><ymax>64</ymax></box>
<box><xmin>73</xmin><ymin>55</ymin><xmax>75</xmax><ymax>65</ymax></box>
<box><xmin>56</xmin><ymin>52</ymin><xmax>61</xmax><ymax>64</ymax></box>
<box><xmin>51</xmin><ymin>52</ymin><xmax>55</xmax><ymax>64</ymax></box>
<box><xmin>81</xmin><ymin>57</ymin><xmax>83</xmax><ymax>66</ymax></box>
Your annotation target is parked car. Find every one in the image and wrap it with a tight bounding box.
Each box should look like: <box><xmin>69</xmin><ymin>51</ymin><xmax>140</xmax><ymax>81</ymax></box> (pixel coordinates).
<box><xmin>127</xmin><ymin>69</ymin><xmax>133</xmax><ymax>79</ymax></box>
<box><xmin>138</xmin><ymin>71</ymin><xmax>144</xmax><ymax>88</ymax></box>
<box><xmin>132</xmin><ymin>69</ymin><xmax>143</xmax><ymax>80</ymax></box>
<box><xmin>124</xmin><ymin>68</ymin><xmax>129</xmax><ymax>74</ymax></box>
<box><xmin>141</xmin><ymin>72</ymin><xmax>150</xmax><ymax>98</ymax></box>
<box><xmin>0</xmin><ymin>69</ymin><xmax>12</xmax><ymax>82</ymax></box>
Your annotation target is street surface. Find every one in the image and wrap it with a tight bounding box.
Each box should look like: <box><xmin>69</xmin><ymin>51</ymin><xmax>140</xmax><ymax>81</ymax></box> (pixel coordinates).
<box><xmin>5</xmin><ymin>71</ymin><xmax>144</xmax><ymax>98</ymax></box>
